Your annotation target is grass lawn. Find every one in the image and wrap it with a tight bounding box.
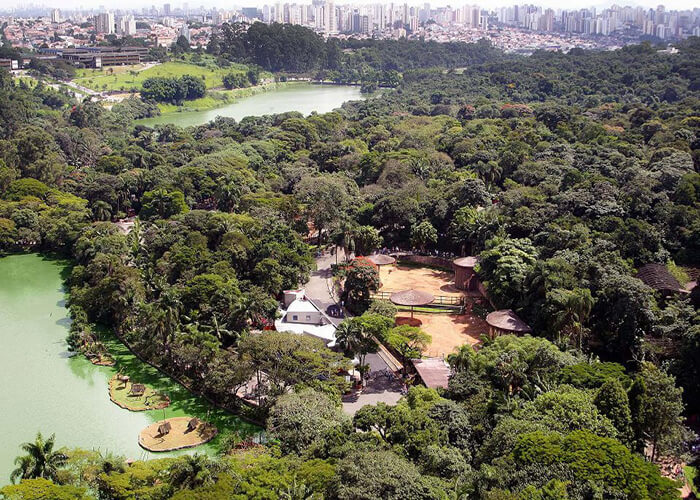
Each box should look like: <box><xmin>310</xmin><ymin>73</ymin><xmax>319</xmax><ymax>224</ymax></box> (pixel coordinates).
<box><xmin>73</xmin><ymin>60</ymin><xmax>252</xmax><ymax>92</ymax></box>
<box><xmin>109</xmin><ymin>375</ymin><xmax>170</xmax><ymax>411</ymax></box>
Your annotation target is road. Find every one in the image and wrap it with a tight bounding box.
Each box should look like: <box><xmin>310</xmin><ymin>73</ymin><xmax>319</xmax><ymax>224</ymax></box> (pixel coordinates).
<box><xmin>304</xmin><ymin>249</ymin><xmax>404</xmax><ymax>415</ymax></box>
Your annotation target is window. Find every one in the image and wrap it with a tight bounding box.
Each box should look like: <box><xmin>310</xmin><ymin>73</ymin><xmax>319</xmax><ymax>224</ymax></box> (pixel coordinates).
<box><xmin>292</xmin><ymin>315</ymin><xmax>298</xmax><ymax>321</ymax></box>
<box><xmin>306</xmin><ymin>315</ymin><xmax>311</xmax><ymax>321</ymax></box>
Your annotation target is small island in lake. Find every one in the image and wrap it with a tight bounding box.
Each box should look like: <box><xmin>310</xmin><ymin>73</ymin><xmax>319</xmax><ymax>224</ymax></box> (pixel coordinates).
<box><xmin>108</xmin><ymin>375</ymin><xmax>170</xmax><ymax>411</ymax></box>
<box><xmin>138</xmin><ymin>417</ymin><xmax>218</xmax><ymax>452</ymax></box>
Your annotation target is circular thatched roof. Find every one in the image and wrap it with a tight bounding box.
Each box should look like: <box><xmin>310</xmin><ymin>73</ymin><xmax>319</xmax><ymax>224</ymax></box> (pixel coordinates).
<box><xmin>453</xmin><ymin>256</ymin><xmax>478</xmax><ymax>268</ymax></box>
<box><xmin>367</xmin><ymin>254</ymin><xmax>396</xmax><ymax>266</ymax></box>
<box><xmin>390</xmin><ymin>289</ymin><xmax>435</xmax><ymax>306</ymax></box>
<box><xmin>485</xmin><ymin>309</ymin><xmax>531</xmax><ymax>333</ymax></box>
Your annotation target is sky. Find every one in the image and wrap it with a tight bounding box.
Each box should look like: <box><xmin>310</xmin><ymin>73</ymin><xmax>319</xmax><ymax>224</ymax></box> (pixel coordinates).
<box><xmin>2</xmin><ymin>0</ymin><xmax>699</xmax><ymax>12</ymax></box>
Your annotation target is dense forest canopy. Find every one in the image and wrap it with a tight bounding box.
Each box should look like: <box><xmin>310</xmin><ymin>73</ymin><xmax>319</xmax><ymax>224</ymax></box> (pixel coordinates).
<box><xmin>0</xmin><ymin>32</ymin><xmax>699</xmax><ymax>500</ymax></box>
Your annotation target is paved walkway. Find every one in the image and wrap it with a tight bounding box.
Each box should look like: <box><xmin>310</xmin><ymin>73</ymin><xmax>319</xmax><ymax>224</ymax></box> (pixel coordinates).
<box><xmin>304</xmin><ymin>249</ymin><xmax>404</xmax><ymax>415</ymax></box>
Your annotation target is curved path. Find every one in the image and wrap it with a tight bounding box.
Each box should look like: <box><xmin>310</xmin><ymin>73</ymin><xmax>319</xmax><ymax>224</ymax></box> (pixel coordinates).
<box><xmin>305</xmin><ymin>250</ymin><xmax>403</xmax><ymax>415</ymax></box>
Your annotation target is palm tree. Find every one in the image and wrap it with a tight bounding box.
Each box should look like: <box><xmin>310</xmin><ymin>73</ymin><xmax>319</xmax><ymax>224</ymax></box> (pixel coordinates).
<box><xmin>447</xmin><ymin>344</ymin><xmax>474</xmax><ymax>373</ymax></box>
<box><xmin>335</xmin><ymin>320</ymin><xmax>376</xmax><ymax>382</ymax></box>
<box><xmin>10</xmin><ymin>432</ymin><xmax>68</xmax><ymax>484</ymax></box>
<box><xmin>553</xmin><ymin>288</ymin><xmax>594</xmax><ymax>349</ymax></box>
<box><xmin>168</xmin><ymin>454</ymin><xmax>217</xmax><ymax>491</ymax></box>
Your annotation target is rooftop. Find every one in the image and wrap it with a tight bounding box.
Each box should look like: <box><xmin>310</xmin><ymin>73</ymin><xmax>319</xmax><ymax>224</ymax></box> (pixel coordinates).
<box><xmin>412</xmin><ymin>357</ymin><xmax>452</xmax><ymax>389</ymax></box>
<box><xmin>636</xmin><ymin>263</ymin><xmax>688</xmax><ymax>294</ymax></box>
<box><xmin>485</xmin><ymin>309</ymin><xmax>531</xmax><ymax>333</ymax></box>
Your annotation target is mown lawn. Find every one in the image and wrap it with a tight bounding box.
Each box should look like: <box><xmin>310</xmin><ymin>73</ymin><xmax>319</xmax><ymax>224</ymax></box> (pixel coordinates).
<box><xmin>73</xmin><ymin>60</ymin><xmax>251</xmax><ymax>92</ymax></box>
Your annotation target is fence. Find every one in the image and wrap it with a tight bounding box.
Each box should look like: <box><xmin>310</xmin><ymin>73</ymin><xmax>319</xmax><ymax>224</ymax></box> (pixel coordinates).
<box><xmin>370</xmin><ymin>291</ymin><xmax>465</xmax><ymax>310</ymax></box>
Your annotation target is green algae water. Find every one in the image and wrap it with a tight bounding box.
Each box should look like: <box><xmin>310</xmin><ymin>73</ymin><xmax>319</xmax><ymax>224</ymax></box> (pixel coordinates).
<box><xmin>136</xmin><ymin>83</ymin><xmax>364</xmax><ymax>128</ymax></box>
<box><xmin>0</xmin><ymin>254</ymin><xmax>258</xmax><ymax>484</ymax></box>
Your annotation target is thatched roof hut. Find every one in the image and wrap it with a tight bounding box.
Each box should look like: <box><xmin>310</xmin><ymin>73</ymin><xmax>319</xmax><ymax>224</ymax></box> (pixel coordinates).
<box><xmin>485</xmin><ymin>309</ymin><xmax>531</xmax><ymax>338</ymax></box>
<box><xmin>391</xmin><ymin>289</ymin><xmax>435</xmax><ymax>320</ymax></box>
<box><xmin>636</xmin><ymin>264</ymin><xmax>687</xmax><ymax>295</ymax></box>
<box><xmin>390</xmin><ymin>289</ymin><xmax>435</xmax><ymax>307</ymax></box>
<box><xmin>157</xmin><ymin>421</ymin><xmax>172</xmax><ymax>436</ymax></box>
<box><xmin>367</xmin><ymin>254</ymin><xmax>396</xmax><ymax>266</ymax></box>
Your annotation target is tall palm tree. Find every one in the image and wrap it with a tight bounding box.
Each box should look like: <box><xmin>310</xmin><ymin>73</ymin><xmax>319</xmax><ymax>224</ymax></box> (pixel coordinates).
<box><xmin>10</xmin><ymin>432</ymin><xmax>68</xmax><ymax>484</ymax></box>
<box><xmin>335</xmin><ymin>320</ymin><xmax>376</xmax><ymax>382</ymax></box>
<box><xmin>553</xmin><ymin>288</ymin><xmax>594</xmax><ymax>349</ymax></box>
<box><xmin>447</xmin><ymin>344</ymin><xmax>474</xmax><ymax>373</ymax></box>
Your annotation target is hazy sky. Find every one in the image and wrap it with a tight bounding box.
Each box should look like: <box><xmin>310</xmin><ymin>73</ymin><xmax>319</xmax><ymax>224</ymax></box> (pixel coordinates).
<box><xmin>4</xmin><ymin>0</ymin><xmax>699</xmax><ymax>12</ymax></box>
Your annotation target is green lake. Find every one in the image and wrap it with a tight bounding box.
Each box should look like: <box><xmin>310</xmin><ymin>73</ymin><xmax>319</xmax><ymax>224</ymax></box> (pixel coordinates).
<box><xmin>0</xmin><ymin>253</ymin><xmax>258</xmax><ymax>485</ymax></box>
<box><xmin>137</xmin><ymin>82</ymin><xmax>364</xmax><ymax>127</ymax></box>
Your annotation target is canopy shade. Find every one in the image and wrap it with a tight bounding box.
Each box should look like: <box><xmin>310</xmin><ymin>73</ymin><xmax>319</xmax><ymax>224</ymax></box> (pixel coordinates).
<box><xmin>485</xmin><ymin>309</ymin><xmax>531</xmax><ymax>333</ymax></box>
<box><xmin>453</xmin><ymin>256</ymin><xmax>478</xmax><ymax>268</ymax></box>
<box><xmin>390</xmin><ymin>289</ymin><xmax>435</xmax><ymax>307</ymax></box>
<box><xmin>367</xmin><ymin>254</ymin><xmax>396</xmax><ymax>266</ymax></box>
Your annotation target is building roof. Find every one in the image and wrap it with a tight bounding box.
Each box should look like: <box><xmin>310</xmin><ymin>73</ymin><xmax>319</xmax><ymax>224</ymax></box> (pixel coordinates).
<box><xmin>286</xmin><ymin>299</ymin><xmax>319</xmax><ymax>313</ymax></box>
<box><xmin>453</xmin><ymin>256</ymin><xmax>478</xmax><ymax>268</ymax></box>
<box><xmin>366</xmin><ymin>254</ymin><xmax>396</xmax><ymax>266</ymax></box>
<box><xmin>390</xmin><ymin>289</ymin><xmax>435</xmax><ymax>306</ymax></box>
<box><xmin>485</xmin><ymin>309</ymin><xmax>531</xmax><ymax>333</ymax></box>
<box><xmin>636</xmin><ymin>263</ymin><xmax>686</xmax><ymax>294</ymax></box>
<box><xmin>412</xmin><ymin>357</ymin><xmax>451</xmax><ymax>389</ymax></box>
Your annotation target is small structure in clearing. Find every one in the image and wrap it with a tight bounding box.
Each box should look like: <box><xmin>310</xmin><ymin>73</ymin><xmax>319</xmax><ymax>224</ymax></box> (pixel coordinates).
<box><xmin>485</xmin><ymin>309</ymin><xmax>532</xmax><ymax>338</ymax></box>
<box><xmin>453</xmin><ymin>256</ymin><xmax>479</xmax><ymax>291</ymax></box>
<box><xmin>636</xmin><ymin>263</ymin><xmax>689</xmax><ymax>296</ymax></box>
<box><xmin>391</xmin><ymin>289</ymin><xmax>435</xmax><ymax>326</ymax></box>
<box><xmin>366</xmin><ymin>254</ymin><xmax>396</xmax><ymax>267</ymax></box>
<box><xmin>412</xmin><ymin>357</ymin><xmax>452</xmax><ymax>389</ymax></box>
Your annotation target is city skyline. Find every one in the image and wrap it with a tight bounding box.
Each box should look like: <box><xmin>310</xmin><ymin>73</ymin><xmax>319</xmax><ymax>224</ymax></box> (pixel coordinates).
<box><xmin>3</xmin><ymin>0</ymin><xmax>700</xmax><ymax>13</ymax></box>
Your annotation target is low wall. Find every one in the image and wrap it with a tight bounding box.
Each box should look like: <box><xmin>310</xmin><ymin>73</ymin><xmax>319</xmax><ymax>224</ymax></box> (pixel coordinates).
<box><xmin>397</xmin><ymin>254</ymin><xmax>453</xmax><ymax>270</ymax></box>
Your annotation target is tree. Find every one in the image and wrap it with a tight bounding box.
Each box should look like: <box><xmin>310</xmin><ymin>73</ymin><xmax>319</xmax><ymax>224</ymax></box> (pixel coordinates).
<box><xmin>10</xmin><ymin>433</ymin><xmax>68</xmax><ymax>484</ymax></box>
<box><xmin>168</xmin><ymin>454</ymin><xmax>219</xmax><ymax>491</ymax></box>
<box><xmin>342</xmin><ymin>257</ymin><xmax>380</xmax><ymax>314</ymax></box>
<box><xmin>447</xmin><ymin>344</ymin><xmax>475</xmax><ymax>373</ymax></box>
<box><xmin>410</xmin><ymin>220</ymin><xmax>438</xmax><ymax>253</ymax></box>
<box><xmin>0</xmin><ymin>478</ymin><xmax>90</xmax><ymax>499</ymax></box>
<box><xmin>336</xmin><ymin>315</ymin><xmax>391</xmax><ymax>381</ymax></box>
<box><xmin>140</xmin><ymin>189</ymin><xmax>188</xmax><ymax>220</ymax></box>
<box><xmin>629</xmin><ymin>363</ymin><xmax>685</xmax><ymax>462</ymax></box>
<box><xmin>477</xmin><ymin>237</ymin><xmax>538</xmax><ymax>309</ymax></box>
<box><xmin>267</xmin><ymin>389</ymin><xmax>348</xmax><ymax>454</ymax></box>
<box><xmin>352</xmin><ymin>225</ymin><xmax>383</xmax><ymax>256</ymax></box>
<box><xmin>333</xmin><ymin>449</ymin><xmax>449</xmax><ymax>500</ymax></box>
<box><xmin>386</xmin><ymin>325</ymin><xmax>431</xmax><ymax>373</ymax></box>
<box><xmin>294</xmin><ymin>174</ymin><xmax>358</xmax><ymax>246</ymax></box>
<box><xmin>594</xmin><ymin>379</ymin><xmax>632</xmax><ymax>444</ymax></box>
<box><xmin>549</xmin><ymin>287</ymin><xmax>594</xmax><ymax>348</ymax></box>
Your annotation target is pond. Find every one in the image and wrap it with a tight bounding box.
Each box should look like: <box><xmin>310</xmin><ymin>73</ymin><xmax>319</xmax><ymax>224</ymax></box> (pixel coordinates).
<box><xmin>136</xmin><ymin>82</ymin><xmax>365</xmax><ymax>128</ymax></box>
<box><xmin>0</xmin><ymin>253</ymin><xmax>259</xmax><ymax>485</ymax></box>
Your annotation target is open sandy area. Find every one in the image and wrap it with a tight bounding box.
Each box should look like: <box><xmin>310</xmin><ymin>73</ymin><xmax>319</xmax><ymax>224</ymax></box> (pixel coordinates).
<box><xmin>403</xmin><ymin>312</ymin><xmax>488</xmax><ymax>358</ymax></box>
<box><xmin>378</xmin><ymin>264</ymin><xmax>487</xmax><ymax>357</ymax></box>
<box><xmin>379</xmin><ymin>265</ymin><xmax>464</xmax><ymax>298</ymax></box>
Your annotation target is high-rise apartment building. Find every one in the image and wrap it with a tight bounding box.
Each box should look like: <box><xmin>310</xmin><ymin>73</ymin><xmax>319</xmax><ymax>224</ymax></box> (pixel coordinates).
<box><xmin>95</xmin><ymin>12</ymin><xmax>115</xmax><ymax>34</ymax></box>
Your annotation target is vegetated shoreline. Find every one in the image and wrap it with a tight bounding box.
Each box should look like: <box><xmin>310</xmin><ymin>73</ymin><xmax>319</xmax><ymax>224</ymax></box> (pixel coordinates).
<box><xmin>3</xmin><ymin>250</ymin><xmax>265</xmax><ymax>430</ymax></box>
<box><xmin>155</xmin><ymin>80</ymin><xmax>288</xmax><ymax>115</ymax></box>
<box><xmin>107</xmin><ymin>323</ymin><xmax>264</xmax><ymax>428</ymax></box>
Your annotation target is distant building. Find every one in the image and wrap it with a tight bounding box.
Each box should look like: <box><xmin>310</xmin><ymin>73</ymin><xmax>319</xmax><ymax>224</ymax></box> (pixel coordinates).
<box><xmin>51</xmin><ymin>9</ymin><xmax>61</xmax><ymax>24</ymax></box>
<box><xmin>94</xmin><ymin>12</ymin><xmax>115</xmax><ymax>34</ymax></box>
<box><xmin>179</xmin><ymin>24</ymin><xmax>191</xmax><ymax>42</ymax></box>
<box><xmin>117</xmin><ymin>15</ymin><xmax>136</xmax><ymax>36</ymax></box>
